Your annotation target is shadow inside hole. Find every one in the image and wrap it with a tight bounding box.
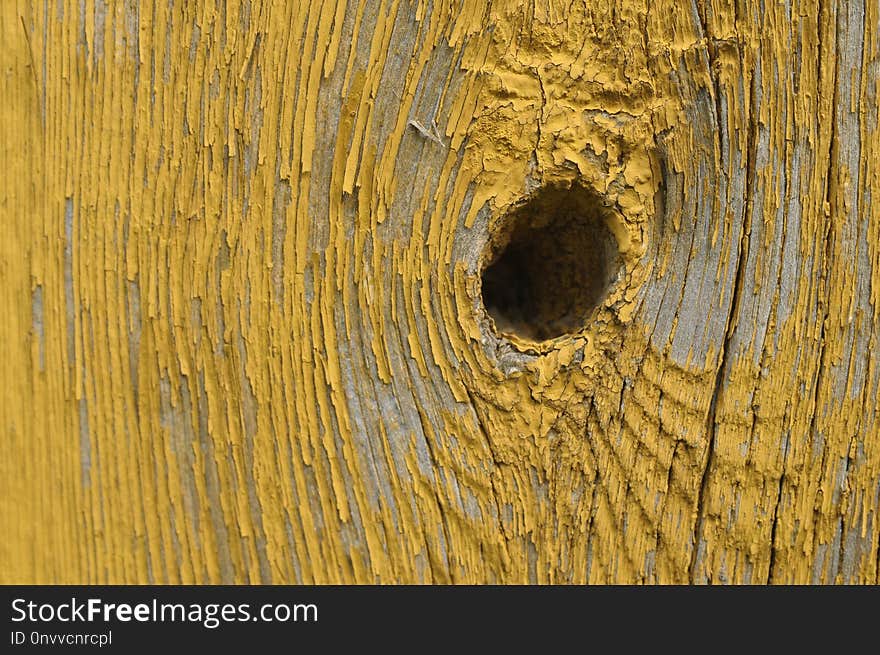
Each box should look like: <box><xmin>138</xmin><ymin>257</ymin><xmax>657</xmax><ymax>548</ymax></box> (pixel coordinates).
<box><xmin>480</xmin><ymin>184</ymin><xmax>621</xmax><ymax>342</ymax></box>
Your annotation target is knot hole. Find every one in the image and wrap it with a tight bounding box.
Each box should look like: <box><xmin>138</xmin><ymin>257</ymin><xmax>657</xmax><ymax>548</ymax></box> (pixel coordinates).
<box><xmin>480</xmin><ymin>183</ymin><xmax>622</xmax><ymax>342</ymax></box>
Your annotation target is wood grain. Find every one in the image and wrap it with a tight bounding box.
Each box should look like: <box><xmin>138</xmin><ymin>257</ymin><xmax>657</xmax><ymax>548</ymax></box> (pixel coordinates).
<box><xmin>1</xmin><ymin>0</ymin><xmax>878</xmax><ymax>583</ymax></box>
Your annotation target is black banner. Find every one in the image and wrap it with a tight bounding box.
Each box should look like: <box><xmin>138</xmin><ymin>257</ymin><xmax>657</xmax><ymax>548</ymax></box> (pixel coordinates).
<box><xmin>0</xmin><ymin>585</ymin><xmax>874</xmax><ymax>650</ymax></box>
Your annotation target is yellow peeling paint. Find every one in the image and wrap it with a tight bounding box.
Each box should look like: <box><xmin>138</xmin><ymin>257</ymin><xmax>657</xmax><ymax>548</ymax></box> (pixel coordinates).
<box><xmin>1</xmin><ymin>0</ymin><xmax>878</xmax><ymax>584</ymax></box>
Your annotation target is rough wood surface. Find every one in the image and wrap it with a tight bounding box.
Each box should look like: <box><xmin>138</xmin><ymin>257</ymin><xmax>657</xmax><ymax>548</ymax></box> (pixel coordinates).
<box><xmin>1</xmin><ymin>0</ymin><xmax>878</xmax><ymax>583</ymax></box>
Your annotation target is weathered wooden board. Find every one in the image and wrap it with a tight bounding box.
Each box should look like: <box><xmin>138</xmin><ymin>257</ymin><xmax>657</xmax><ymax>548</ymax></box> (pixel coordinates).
<box><xmin>1</xmin><ymin>0</ymin><xmax>878</xmax><ymax>583</ymax></box>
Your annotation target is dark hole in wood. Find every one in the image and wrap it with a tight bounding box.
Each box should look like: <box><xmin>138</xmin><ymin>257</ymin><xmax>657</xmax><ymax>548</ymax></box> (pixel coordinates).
<box><xmin>480</xmin><ymin>184</ymin><xmax>621</xmax><ymax>342</ymax></box>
